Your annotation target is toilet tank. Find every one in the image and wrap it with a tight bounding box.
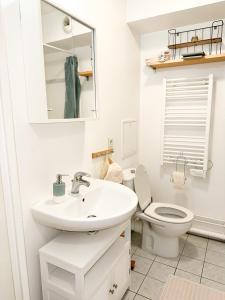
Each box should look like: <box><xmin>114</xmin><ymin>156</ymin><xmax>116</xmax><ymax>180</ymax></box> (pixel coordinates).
<box><xmin>123</xmin><ymin>168</ymin><xmax>142</xmax><ymax>233</ymax></box>
<box><xmin>122</xmin><ymin>168</ymin><xmax>136</xmax><ymax>191</ymax></box>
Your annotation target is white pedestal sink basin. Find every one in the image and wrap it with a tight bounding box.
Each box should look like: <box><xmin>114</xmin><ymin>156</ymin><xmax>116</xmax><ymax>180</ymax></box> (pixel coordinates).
<box><xmin>32</xmin><ymin>178</ymin><xmax>138</xmax><ymax>231</ymax></box>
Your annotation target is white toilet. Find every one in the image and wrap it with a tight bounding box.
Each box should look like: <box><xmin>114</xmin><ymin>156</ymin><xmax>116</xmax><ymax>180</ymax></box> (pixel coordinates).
<box><xmin>123</xmin><ymin>165</ymin><xmax>194</xmax><ymax>258</ymax></box>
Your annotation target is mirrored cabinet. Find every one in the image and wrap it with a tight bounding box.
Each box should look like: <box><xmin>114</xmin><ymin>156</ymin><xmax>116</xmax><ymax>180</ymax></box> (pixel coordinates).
<box><xmin>21</xmin><ymin>0</ymin><xmax>97</xmax><ymax>123</ymax></box>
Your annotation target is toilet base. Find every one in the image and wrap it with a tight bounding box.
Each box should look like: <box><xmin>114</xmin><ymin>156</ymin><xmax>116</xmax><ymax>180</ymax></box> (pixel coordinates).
<box><xmin>142</xmin><ymin>222</ymin><xmax>179</xmax><ymax>258</ymax></box>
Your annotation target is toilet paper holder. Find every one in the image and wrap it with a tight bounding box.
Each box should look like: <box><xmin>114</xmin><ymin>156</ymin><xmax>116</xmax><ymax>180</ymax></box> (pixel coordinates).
<box><xmin>176</xmin><ymin>153</ymin><xmax>188</xmax><ymax>173</ymax></box>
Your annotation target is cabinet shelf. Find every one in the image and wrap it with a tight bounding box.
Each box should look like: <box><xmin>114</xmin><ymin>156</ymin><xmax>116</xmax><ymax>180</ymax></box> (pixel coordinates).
<box><xmin>168</xmin><ymin>37</ymin><xmax>222</xmax><ymax>50</ymax></box>
<box><xmin>146</xmin><ymin>53</ymin><xmax>225</xmax><ymax>70</ymax></box>
<box><xmin>39</xmin><ymin>221</ymin><xmax>130</xmax><ymax>300</ymax></box>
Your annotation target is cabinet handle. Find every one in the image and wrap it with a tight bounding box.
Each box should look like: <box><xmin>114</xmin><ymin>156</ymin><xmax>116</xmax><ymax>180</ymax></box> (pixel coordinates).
<box><xmin>113</xmin><ymin>284</ymin><xmax>118</xmax><ymax>289</ymax></box>
<box><xmin>109</xmin><ymin>289</ymin><xmax>114</xmax><ymax>294</ymax></box>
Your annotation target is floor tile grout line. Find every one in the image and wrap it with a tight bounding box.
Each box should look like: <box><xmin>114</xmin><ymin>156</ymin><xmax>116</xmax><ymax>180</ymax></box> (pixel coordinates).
<box><xmin>136</xmin><ymin>273</ymin><xmax>165</xmax><ymax>299</ymax></box>
<box><xmin>201</xmin><ymin>261</ymin><xmax>225</xmax><ymax>270</ymax></box>
<box><xmin>175</xmin><ymin>268</ymin><xmax>205</xmax><ymax>278</ymax></box>
<box><xmin>134</xmin><ymin>292</ymin><xmax>150</xmax><ymax>300</ymax></box>
<box><xmin>147</xmin><ymin>259</ymin><xmax>154</xmax><ymax>275</ymax></box>
<box><xmin>146</xmin><ymin>274</ymin><xmax>168</xmax><ymax>284</ymax></box>
<box><xmin>176</xmin><ymin>249</ymin><xmax>204</xmax><ymax>276</ymax></box>
<box><xmin>175</xmin><ymin>235</ymin><xmax>208</xmax><ymax>277</ymax></box>
<box><xmin>131</xmin><ymin>255</ymin><xmax>155</xmax><ymax>277</ymax></box>
<box><xmin>150</xmin><ymin>259</ymin><xmax>178</xmax><ymax>269</ymax></box>
<box><xmin>179</xmin><ymin>234</ymin><xmax>209</xmax><ymax>262</ymax></box>
<box><xmin>200</xmin><ymin>239</ymin><xmax>225</xmax><ymax>286</ymax></box>
<box><xmin>201</xmin><ymin>276</ymin><xmax>225</xmax><ymax>286</ymax></box>
<box><xmin>186</xmin><ymin>237</ymin><xmax>225</xmax><ymax>254</ymax></box>
<box><xmin>132</xmin><ymin>253</ymin><xmax>154</xmax><ymax>263</ymax></box>
<box><xmin>135</xmin><ymin>268</ymin><xmax>165</xmax><ymax>297</ymax></box>
<box><xmin>134</xmin><ymin>253</ymin><xmax>156</xmax><ymax>262</ymax></box>
<box><xmin>136</xmin><ymin>272</ymin><xmax>147</xmax><ymax>296</ymax></box>
<box><xmin>186</xmin><ymin>233</ymin><xmax>209</xmax><ymax>250</ymax></box>
<box><xmin>200</xmin><ymin>238</ymin><xmax>209</xmax><ymax>283</ymax></box>
<box><xmin>181</xmin><ymin>253</ymin><xmax>205</xmax><ymax>262</ymax></box>
<box><xmin>185</xmin><ymin>245</ymin><xmax>208</xmax><ymax>250</ymax></box>
<box><xmin>131</xmin><ymin>269</ymin><xmax>150</xmax><ymax>277</ymax></box>
<box><xmin>174</xmin><ymin>235</ymin><xmax>187</xmax><ymax>275</ymax></box>
<box><xmin>206</xmin><ymin>248</ymin><xmax>225</xmax><ymax>255</ymax></box>
<box><xmin>181</xmin><ymin>255</ymin><xmax>225</xmax><ymax>274</ymax></box>
<box><xmin>131</xmin><ymin>252</ymin><xmax>157</xmax><ymax>278</ymax></box>
<box><xmin>176</xmin><ymin>254</ymin><xmax>225</xmax><ymax>272</ymax></box>
<box><xmin>155</xmin><ymin>256</ymin><xmax>179</xmax><ymax>266</ymax></box>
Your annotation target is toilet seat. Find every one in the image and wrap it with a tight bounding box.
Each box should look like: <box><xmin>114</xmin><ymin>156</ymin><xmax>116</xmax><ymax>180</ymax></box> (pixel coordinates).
<box><xmin>144</xmin><ymin>202</ymin><xmax>194</xmax><ymax>224</ymax></box>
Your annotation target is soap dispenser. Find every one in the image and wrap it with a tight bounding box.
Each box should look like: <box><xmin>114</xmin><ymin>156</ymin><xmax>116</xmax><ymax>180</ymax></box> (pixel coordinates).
<box><xmin>53</xmin><ymin>174</ymin><xmax>68</xmax><ymax>203</ymax></box>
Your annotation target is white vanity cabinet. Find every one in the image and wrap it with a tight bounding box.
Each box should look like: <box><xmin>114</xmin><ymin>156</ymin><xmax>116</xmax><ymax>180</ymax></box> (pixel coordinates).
<box><xmin>39</xmin><ymin>221</ymin><xmax>131</xmax><ymax>300</ymax></box>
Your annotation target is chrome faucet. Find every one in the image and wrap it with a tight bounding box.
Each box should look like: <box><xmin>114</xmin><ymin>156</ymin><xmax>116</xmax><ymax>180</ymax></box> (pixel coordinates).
<box><xmin>71</xmin><ymin>172</ymin><xmax>91</xmax><ymax>194</ymax></box>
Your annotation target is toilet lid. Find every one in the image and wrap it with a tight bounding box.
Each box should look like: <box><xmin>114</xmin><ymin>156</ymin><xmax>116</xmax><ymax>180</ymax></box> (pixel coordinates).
<box><xmin>134</xmin><ymin>165</ymin><xmax>152</xmax><ymax>211</ymax></box>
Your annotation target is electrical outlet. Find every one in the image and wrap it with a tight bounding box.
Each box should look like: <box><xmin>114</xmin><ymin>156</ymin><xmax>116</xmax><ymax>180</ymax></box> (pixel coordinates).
<box><xmin>108</xmin><ymin>138</ymin><xmax>113</xmax><ymax>149</ymax></box>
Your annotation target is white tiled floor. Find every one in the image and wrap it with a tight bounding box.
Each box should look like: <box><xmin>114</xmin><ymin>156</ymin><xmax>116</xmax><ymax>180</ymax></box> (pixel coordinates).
<box><xmin>122</xmin><ymin>232</ymin><xmax>225</xmax><ymax>300</ymax></box>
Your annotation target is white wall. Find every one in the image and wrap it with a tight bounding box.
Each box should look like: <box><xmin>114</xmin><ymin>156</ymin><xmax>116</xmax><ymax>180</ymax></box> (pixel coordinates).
<box><xmin>0</xmin><ymin>173</ymin><xmax>15</xmax><ymax>300</ymax></box>
<box><xmin>2</xmin><ymin>0</ymin><xmax>139</xmax><ymax>299</ymax></box>
<box><xmin>126</xmin><ymin>0</ymin><xmax>223</xmax><ymax>22</ymax></box>
<box><xmin>139</xmin><ymin>22</ymin><xmax>225</xmax><ymax>221</ymax></box>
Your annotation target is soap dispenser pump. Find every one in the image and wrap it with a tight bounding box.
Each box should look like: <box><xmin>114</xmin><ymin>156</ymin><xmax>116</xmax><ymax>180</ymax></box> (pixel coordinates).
<box><xmin>53</xmin><ymin>174</ymin><xmax>68</xmax><ymax>203</ymax></box>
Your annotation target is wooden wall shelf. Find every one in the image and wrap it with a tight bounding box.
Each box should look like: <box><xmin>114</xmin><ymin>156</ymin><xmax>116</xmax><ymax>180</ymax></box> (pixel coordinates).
<box><xmin>146</xmin><ymin>53</ymin><xmax>225</xmax><ymax>70</ymax></box>
<box><xmin>168</xmin><ymin>38</ymin><xmax>222</xmax><ymax>50</ymax></box>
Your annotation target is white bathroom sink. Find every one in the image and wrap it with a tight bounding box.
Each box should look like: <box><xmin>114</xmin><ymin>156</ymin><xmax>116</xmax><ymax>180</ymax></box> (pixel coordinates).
<box><xmin>31</xmin><ymin>178</ymin><xmax>138</xmax><ymax>231</ymax></box>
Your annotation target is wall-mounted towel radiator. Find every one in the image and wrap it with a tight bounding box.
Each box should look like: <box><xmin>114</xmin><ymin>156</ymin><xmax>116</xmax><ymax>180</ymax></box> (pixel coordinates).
<box><xmin>160</xmin><ymin>74</ymin><xmax>213</xmax><ymax>177</ymax></box>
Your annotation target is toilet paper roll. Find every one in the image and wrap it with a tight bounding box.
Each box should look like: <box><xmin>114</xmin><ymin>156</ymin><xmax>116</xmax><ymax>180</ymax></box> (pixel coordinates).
<box><xmin>171</xmin><ymin>171</ymin><xmax>185</xmax><ymax>188</ymax></box>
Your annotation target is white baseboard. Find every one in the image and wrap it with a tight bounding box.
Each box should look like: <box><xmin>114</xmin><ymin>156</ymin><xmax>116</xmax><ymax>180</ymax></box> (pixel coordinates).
<box><xmin>190</xmin><ymin>215</ymin><xmax>225</xmax><ymax>241</ymax></box>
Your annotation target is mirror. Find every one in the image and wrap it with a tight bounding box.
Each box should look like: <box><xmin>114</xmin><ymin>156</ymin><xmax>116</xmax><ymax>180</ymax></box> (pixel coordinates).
<box><xmin>41</xmin><ymin>1</ymin><xmax>96</xmax><ymax>120</ymax></box>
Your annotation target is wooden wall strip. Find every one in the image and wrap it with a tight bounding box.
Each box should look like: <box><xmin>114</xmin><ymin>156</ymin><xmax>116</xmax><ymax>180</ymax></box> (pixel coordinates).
<box><xmin>92</xmin><ymin>148</ymin><xmax>113</xmax><ymax>159</ymax></box>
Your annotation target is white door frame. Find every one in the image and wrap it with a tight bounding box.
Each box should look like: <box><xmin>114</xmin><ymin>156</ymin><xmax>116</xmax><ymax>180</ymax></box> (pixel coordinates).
<box><xmin>0</xmin><ymin>1</ymin><xmax>30</xmax><ymax>299</ymax></box>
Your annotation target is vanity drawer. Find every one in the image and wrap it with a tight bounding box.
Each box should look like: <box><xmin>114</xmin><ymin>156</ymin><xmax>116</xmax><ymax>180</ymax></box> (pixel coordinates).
<box><xmin>85</xmin><ymin>237</ymin><xmax>130</xmax><ymax>300</ymax></box>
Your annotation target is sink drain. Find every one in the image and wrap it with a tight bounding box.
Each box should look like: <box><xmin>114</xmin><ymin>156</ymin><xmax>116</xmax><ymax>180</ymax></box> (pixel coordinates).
<box><xmin>87</xmin><ymin>214</ymin><xmax>97</xmax><ymax>218</ymax></box>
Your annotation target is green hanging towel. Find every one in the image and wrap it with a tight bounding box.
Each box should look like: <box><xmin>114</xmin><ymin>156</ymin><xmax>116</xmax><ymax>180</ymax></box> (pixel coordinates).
<box><xmin>64</xmin><ymin>56</ymin><xmax>81</xmax><ymax>118</ymax></box>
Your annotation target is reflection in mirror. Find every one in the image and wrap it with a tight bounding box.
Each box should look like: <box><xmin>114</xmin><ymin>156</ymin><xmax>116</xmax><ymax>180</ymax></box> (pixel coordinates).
<box><xmin>41</xmin><ymin>1</ymin><xmax>96</xmax><ymax>120</ymax></box>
